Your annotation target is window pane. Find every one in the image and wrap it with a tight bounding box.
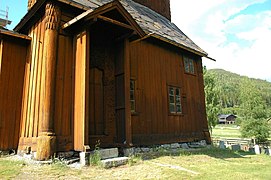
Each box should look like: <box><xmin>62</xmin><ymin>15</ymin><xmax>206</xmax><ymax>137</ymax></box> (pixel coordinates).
<box><xmin>130</xmin><ymin>81</ymin><xmax>134</xmax><ymax>90</ymax></box>
<box><xmin>189</xmin><ymin>60</ymin><xmax>194</xmax><ymax>73</ymax></box>
<box><xmin>176</xmin><ymin>88</ymin><xmax>180</xmax><ymax>96</ymax></box>
<box><xmin>176</xmin><ymin>96</ymin><xmax>181</xmax><ymax>103</ymax></box>
<box><xmin>176</xmin><ymin>105</ymin><xmax>182</xmax><ymax>113</ymax></box>
<box><xmin>131</xmin><ymin>101</ymin><xmax>135</xmax><ymax>112</ymax></box>
<box><xmin>169</xmin><ymin>95</ymin><xmax>175</xmax><ymax>103</ymax></box>
<box><xmin>130</xmin><ymin>91</ymin><xmax>134</xmax><ymax>100</ymax></box>
<box><xmin>169</xmin><ymin>104</ymin><xmax>175</xmax><ymax>113</ymax></box>
<box><xmin>169</xmin><ymin>87</ymin><xmax>174</xmax><ymax>95</ymax></box>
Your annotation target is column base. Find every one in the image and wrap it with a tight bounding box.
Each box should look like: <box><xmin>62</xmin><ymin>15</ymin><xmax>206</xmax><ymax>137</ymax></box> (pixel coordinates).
<box><xmin>36</xmin><ymin>133</ymin><xmax>56</xmax><ymax>161</ymax></box>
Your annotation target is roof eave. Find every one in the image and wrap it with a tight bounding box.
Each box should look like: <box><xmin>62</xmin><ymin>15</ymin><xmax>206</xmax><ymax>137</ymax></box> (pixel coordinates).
<box><xmin>14</xmin><ymin>0</ymin><xmax>46</xmax><ymax>32</ymax></box>
<box><xmin>0</xmin><ymin>29</ymin><xmax>32</xmax><ymax>41</ymax></box>
<box><xmin>150</xmin><ymin>34</ymin><xmax>208</xmax><ymax>57</ymax></box>
<box><xmin>63</xmin><ymin>1</ymin><xmax>145</xmax><ymax>37</ymax></box>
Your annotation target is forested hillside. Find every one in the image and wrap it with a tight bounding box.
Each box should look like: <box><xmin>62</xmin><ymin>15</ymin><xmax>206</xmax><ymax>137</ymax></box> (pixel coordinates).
<box><xmin>208</xmin><ymin>69</ymin><xmax>271</xmax><ymax>111</ymax></box>
<box><xmin>204</xmin><ymin>68</ymin><xmax>271</xmax><ymax>142</ymax></box>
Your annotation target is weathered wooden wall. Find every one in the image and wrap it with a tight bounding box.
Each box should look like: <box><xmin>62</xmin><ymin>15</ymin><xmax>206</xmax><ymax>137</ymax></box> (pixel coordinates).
<box><xmin>130</xmin><ymin>39</ymin><xmax>207</xmax><ymax>145</ymax></box>
<box><xmin>19</xmin><ymin>9</ymin><xmax>76</xmax><ymax>152</ymax></box>
<box><xmin>0</xmin><ymin>36</ymin><xmax>29</xmax><ymax>150</ymax></box>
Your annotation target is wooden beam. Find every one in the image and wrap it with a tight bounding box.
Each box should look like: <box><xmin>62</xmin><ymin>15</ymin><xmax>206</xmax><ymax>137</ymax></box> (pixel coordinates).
<box><xmin>0</xmin><ymin>40</ymin><xmax>2</xmax><ymax>74</ymax></box>
<box><xmin>124</xmin><ymin>38</ymin><xmax>132</xmax><ymax>146</ymax></box>
<box><xmin>62</xmin><ymin>9</ymin><xmax>93</xmax><ymax>29</ymax></box>
<box><xmin>74</xmin><ymin>30</ymin><xmax>88</xmax><ymax>151</ymax></box>
<box><xmin>97</xmin><ymin>15</ymin><xmax>134</xmax><ymax>30</ymax></box>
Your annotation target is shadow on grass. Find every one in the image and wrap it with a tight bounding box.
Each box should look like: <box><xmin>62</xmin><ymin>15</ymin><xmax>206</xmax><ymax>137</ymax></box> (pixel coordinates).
<box><xmin>138</xmin><ymin>146</ymin><xmax>255</xmax><ymax>161</ymax></box>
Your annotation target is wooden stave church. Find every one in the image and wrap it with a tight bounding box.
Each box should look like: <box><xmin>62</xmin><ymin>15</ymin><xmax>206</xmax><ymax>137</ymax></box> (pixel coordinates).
<box><xmin>0</xmin><ymin>0</ymin><xmax>211</xmax><ymax>160</ymax></box>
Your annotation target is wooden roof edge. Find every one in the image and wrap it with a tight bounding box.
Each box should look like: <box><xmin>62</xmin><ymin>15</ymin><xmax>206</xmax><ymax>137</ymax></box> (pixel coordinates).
<box><xmin>149</xmin><ymin>34</ymin><xmax>208</xmax><ymax>57</ymax></box>
<box><xmin>62</xmin><ymin>9</ymin><xmax>94</xmax><ymax>29</ymax></box>
<box><xmin>205</xmin><ymin>56</ymin><xmax>216</xmax><ymax>61</ymax></box>
<box><xmin>58</xmin><ymin>0</ymin><xmax>90</xmax><ymax>10</ymax></box>
<box><xmin>62</xmin><ymin>1</ymin><xmax>145</xmax><ymax>37</ymax></box>
<box><xmin>14</xmin><ymin>0</ymin><xmax>90</xmax><ymax>32</ymax></box>
<box><xmin>14</xmin><ymin>0</ymin><xmax>46</xmax><ymax>32</ymax></box>
<box><xmin>0</xmin><ymin>29</ymin><xmax>32</xmax><ymax>41</ymax></box>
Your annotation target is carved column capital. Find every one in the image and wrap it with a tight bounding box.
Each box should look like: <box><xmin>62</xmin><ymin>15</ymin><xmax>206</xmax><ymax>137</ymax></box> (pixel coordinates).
<box><xmin>27</xmin><ymin>0</ymin><xmax>37</xmax><ymax>10</ymax></box>
<box><xmin>45</xmin><ymin>2</ymin><xmax>61</xmax><ymax>30</ymax></box>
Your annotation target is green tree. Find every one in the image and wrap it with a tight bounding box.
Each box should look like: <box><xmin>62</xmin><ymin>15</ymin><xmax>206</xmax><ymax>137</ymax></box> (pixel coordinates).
<box><xmin>241</xmin><ymin>118</ymin><xmax>270</xmax><ymax>143</ymax></box>
<box><xmin>204</xmin><ymin>67</ymin><xmax>221</xmax><ymax>132</ymax></box>
<box><xmin>238</xmin><ymin>78</ymin><xmax>271</xmax><ymax>142</ymax></box>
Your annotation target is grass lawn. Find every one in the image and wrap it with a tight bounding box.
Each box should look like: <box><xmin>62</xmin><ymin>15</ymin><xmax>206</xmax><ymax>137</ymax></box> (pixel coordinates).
<box><xmin>212</xmin><ymin>124</ymin><xmax>242</xmax><ymax>138</ymax></box>
<box><xmin>1</xmin><ymin>147</ymin><xmax>271</xmax><ymax>179</ymax></box>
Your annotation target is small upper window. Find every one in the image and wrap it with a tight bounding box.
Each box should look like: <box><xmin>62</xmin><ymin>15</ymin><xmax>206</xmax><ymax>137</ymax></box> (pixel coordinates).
<box><xmin>168</xmin><ymin>86</ymin><xmax>182</xmax><ymax>114</ymax></box>
<box><xmin>130</xmin><ymin>80</ymin><xmax>136</xmax><ymax>113</ymax></box>
<box><xmin>184</xmin><ymin>56</ymin><xmax>195</xmax><ymax>74</ymax></box>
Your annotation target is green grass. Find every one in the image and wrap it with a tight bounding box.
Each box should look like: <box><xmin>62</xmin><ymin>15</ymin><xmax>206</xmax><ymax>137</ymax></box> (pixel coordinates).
<box><xmin>0</xmin><ymin>158</ymin><xmax>25</xmax><ymax>179</ymax></box>
<box><xmin>1</xmin><ymin>148</ymin><xmax>271</xmax><ymax>179</ymax></box>
<box><xmin>212</xmin><ymin>125</ymin><xmax>242</xmax><ymax>138</ymax></box>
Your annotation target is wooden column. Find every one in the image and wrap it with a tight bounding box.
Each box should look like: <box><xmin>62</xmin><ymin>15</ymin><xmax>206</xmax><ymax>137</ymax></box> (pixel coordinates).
<box><xmin>36</xmin><ymin>2</ymin><xmax>60</xmax><ymax>160</ymax></box>
<box><xmin>124</xmin><ymin>39</ymin><xmax>132</xmax><ymax>146</ymax></box>
<box><xmin>27</xmin><ymin>0</ymin><xmax>37</xmax><ymax>10</ymax></box>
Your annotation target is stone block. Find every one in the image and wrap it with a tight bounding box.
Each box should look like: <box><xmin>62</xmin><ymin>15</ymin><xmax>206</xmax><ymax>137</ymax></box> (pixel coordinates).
<box><xmin>141</xmin><ymin>148</ymin><xmax>151</xmax><ymax>152</ymax></box>
<box><xmin>231</xmin><ymin>144</ymin><xmax>241</xmax><ymax>151</ymax></box>
<box><xmin>181</xmin><ymin>143</ymin><xmax>189</xmax><ymax>149</ymax></box>
<box><xmin>123</xmin><ymin>148</ymin><xmax>135</xmax><ymax>156</ymax></box>
<box><xmin>58</xmin><ymin>151</ymin><xmax>74</xmax><ymax>158</ymax></box>
<box><xmin>135</xmin><ymin>148</ymin><xmax>141</xmax><ymax>153</ymax></box>
<box><xmin>80</xmin><ymin>152</ymin><xmax>90</xmax><ymax>166</ymax></box>
<box><xmin>219</xmin><ymin>141</ymin><xmax>226</xmax><ymax>149</ymax></box>
<box><xmin>199</xmin><ymin>140</ymin><xmax>207</xmax><ymax>146</ymax></box>
<box><xmin>254</xmin><ymin>145</ymin><xmax>261</xmax><ymax>154</ymax></box>
<box><xmin>249</xmin><ymin>147</ymin><xmax>255</xmax><ymax>154</ymax></box>
<box><xmin>97</xmin><ymin>148</ymin><xmax>118</xmax><ymax>160</ymax></box>
<box><xmin>161</xmin><ymin>144</ymin><xmax>171</xmax><ymax>149</ymax></box>
<box><xmin>170</xmin><ymin>143</ymin><xmax>180</xmax><ymax>149</ymax></box>
<box><xmin>101</xmin><ymin>157</ymin><xmax>129</xmax><ymax>168</ymax></box>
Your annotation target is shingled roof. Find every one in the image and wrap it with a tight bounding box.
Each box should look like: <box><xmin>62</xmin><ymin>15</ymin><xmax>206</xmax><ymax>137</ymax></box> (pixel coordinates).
<box><xmin>57</xmin><ymin>0</ymin><xmax>206</xmax><ymax>56</ymax></box>
<box><xmin>17</xmin><ymin>0</ymin><xmax>208</xmax><ymax>56</ymax></box>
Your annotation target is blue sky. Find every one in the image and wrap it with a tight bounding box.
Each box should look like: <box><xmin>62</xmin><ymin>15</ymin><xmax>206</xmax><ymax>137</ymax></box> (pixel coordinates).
<box><xmin>171</xmin><ymin>0</ymin><xmax>271</xmax><ymax>82</ymax></box>
<box><xmin>1</xmin><ymin>0</ymin><xmax>271</xmax><ymax>82</ymax></box>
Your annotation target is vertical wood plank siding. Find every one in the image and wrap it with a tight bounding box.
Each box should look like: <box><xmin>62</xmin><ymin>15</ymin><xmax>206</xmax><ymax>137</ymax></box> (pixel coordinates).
<box><xmin>130</xmin><ymin>40</ymin><xmax>207</xmax><ymax>145</ymax></box>
<box><xmin>19</xmin><ymin>11</ymin><xmax>76</xmax><ymax>152</ymax></box>
<box><xmin>0</xmin><ymin>37</ymin><xmax>28</xmax><ymax>150</ymax></box>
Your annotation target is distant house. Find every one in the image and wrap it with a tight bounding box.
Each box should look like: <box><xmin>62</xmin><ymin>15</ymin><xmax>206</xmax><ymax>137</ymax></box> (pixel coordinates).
<box><xmin>218</xmin><ymin>114</ymin><xmax>237</xmax><ymax>124</ymax></box>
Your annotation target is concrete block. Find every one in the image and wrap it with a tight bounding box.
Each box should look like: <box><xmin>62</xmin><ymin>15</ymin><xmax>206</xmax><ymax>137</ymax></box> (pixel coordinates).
<box><xmin>101</xmin><ymin>157</ymin><xmax>129</xmax><ymax>168</ymax></box>
<box><xmin>80</xmin><ymin>152</ymin><xmax>90</xmax><ymax>166</ymax></box>
<box><xmin>97</xmin><ymin>148</ymin><xmax>118</xmax><ymax>160</ymax></box>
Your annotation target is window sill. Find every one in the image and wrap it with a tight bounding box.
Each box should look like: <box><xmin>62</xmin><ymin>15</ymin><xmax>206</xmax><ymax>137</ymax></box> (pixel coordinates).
<box><xmin>131</xmin><ymin>112</ymin><xmax>140</xmax><ymax>116</ymax></box>
<box><xmin>168</xmin><ymin>113</ymin><xmax>184</xmax><ymax>117</ymax></box>
<box><xmin>184</xmin><ymin>72</ymin><xmax>196</xmax><ymax>76</ymax></box>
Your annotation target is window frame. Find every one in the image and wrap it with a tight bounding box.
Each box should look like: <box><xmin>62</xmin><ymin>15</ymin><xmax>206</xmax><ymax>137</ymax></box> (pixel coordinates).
<box><xmin>130</xmin><ymin>79</ymin><xmax>136</xmax><ymax>113</ymax></box>
<box><xmin>167</xmin><ymin>86</ymin><xmax>183</xmax><ymax>115</ymax></box>
<box><xmin>183</xmin><ymin>56</ymin><xmax>195</xmax><ymax>74</ymax></box>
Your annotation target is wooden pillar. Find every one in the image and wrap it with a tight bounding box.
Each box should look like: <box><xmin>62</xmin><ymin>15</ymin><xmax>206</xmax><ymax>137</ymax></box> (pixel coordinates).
<box><xmin>36</xmin><ymin>2</ymin><xmax>60</xmax><ymax>160</ymax></box>
<box><xmin>27</xmin><ymin>0</ymin><xmax>37</xmax><ymax>10</ymax></box>
<box><xmin>124</xmin><ymin>39</ymin><xmax>132</xmax><ymax>146</ymax></box>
